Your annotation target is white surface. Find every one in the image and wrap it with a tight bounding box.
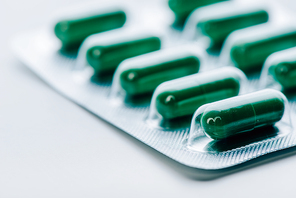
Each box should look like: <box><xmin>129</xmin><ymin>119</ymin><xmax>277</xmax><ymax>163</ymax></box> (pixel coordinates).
<box><xmin>1</xmin><ymin>0</ymin><xmax>296</xmax><ymax>197</ymax></box>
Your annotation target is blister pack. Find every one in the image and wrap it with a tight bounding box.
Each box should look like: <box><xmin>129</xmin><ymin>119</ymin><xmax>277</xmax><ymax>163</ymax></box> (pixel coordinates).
<box><xmin>11</xmin><ymin>0</ymin><xmax>296</xmax><ymax>179</ymax></box>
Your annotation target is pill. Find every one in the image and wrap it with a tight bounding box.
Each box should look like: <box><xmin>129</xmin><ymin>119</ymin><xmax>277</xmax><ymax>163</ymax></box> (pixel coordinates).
<box><xmin>200</xmin><ymin>89</ymin><xmax>285</xmax><ymax>140</ymax></box>
<box><xmin>118</xmin><ymin>48</ymin><xmax>200</xmax><ymax>96</ymax></box>
<box><xmin>196</xmin><ymin>6</ymin><xmax>268</xmax><ymax>49</ymax></box>
<box><xmin>154</xmin><ymin>67</ymin><xmax>244</xmax><ymax>119</ymax></box>
<box><xmin>54</xmin><ymin>10</ymin><xmax>126</xmax><ymax>50</ymax></box>
<box><xmin>269</xmin><ymin>61</ymin><xmax>296</xmax><ymax>90</ymax></box>
<box><xmin>265</xmin><ymin>48</ymin><xmax>296</xmax><ymax>90</ymax></box>
<box><xmin>228</xmin><ymin>26</ymin><xmax>296</xmax><ymax>72</ymax></box>
<box><xmin>168</xmin><ymin>0</ymin><xmax>227</xmax><ymax>26</ymax></box>
<box><xmin>86</xmin><ymin>31</ymin><xmax>161</xmax><ymax>75</ymax></box>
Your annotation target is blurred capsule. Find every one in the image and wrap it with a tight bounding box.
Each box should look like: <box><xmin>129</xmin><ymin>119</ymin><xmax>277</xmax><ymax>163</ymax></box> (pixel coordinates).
<box><xmin>86</xmin><ymin>30</ymin><xmax>161</xmax><ymax>75</ymax></box>
<box><xmin>228</xmin><ymin>26</ymin><xmax>296</xmax><ymax>72</ymax></box>
<box><xmin>168</xmin><ymin>0</ymin><xmax>228</xmax><ymax>27</ymax></box>
<box><xmin>269</xmin><ymin>61</ymin><xmax>296</xmax><ymax>90</ymax></box>
<box><xmin>196</xmin><ymin>5</ymin><xmax>268</xmax><ymax>49</ymax></box>
<box><xmin>54</xmin><ymin>9</ymin><xmax>126</xmax><ymax>50</ymax></box>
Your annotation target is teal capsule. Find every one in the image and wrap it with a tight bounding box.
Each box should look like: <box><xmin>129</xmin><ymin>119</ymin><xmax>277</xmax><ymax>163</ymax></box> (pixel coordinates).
<box><xmin>54</xmin><ymin>10</ymin><xmax>126</xmax><ymax>50</ymax></box>
<box><xmin>200</xmin><ymin>89</ymin><xmax>285</xmax><ymax>140</ymax></box>
<box><xmin>154</xmin><ymin>67</ymin><xmax>243</xmax><ymax>120</ymax></box>
<box><xmin>269</xmin><ymin>61</ymin><xmax>296</xmax><ymax>90</ymax></box>
<box><xmin>168</xmin><ymin>0</ymin><xmax>228</xmax><ymax>27</ymax></box>
<box><xmin>229</xmin><ymin>26</ymin><xmax>296</xmax><ymax>72</ymax></box>
<box><xmin>118</xmin><ymin>49</ymin><xmax>200</xmax><ymax>96</ymax></box>
<box><xmin>197</xmin><ymin>7</ymin><xmax>268</xmax><ymax>48</ymax></box>
<box><xmin>86</xmin><ymin>32</ymin><xmax>161</xmax><ymax>75</ymax></box>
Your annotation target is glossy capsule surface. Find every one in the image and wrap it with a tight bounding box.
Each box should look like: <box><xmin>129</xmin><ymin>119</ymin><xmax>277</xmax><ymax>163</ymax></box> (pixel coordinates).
<box><xmin>54</xmin><ymin>10</ymin><xmax>126</xmax><ymax>50</ymax></box>
<box><xmin>168</xmin><ymin>0</ymin><xmax>227</xmax><ymax>26</ymax></box>
<box><xmin>119</xmin><ymin>49</ymin><xmax>200</xmax><ymax>96</ymax></box>
<box><xmin>230</xmin><ymin>27</ymin><xmax>296</xmax><ymax>72</ymax></box>
<box><xmin>197</xmin><ymin>8</ymin><xmax>268</xmax><ymax>48</ymax></box>
<box><xmin>155</xmin><ymin>68</ymin><xmax>242</xmax><ymax>119</ymax></box>
<box><xmin>269</xmin><ymin>61</ymin><xmax>296</xmax><ymax>90</ymax></box>
<box><xmin>200</xmin><ymin>89</ymin><xmax>285</xmax><ymax>140</ymax></box>
<box><xmin>86</xmin><ymin>34</ymin><xmax>161</xmax><ymax>75</ymax></box>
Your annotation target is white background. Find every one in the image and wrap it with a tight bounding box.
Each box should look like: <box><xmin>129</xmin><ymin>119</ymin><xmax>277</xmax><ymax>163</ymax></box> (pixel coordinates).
<box><xmin>1</xmin><ymin>0</ymin><xmax>296</xmax><ymax>197</ymax></box>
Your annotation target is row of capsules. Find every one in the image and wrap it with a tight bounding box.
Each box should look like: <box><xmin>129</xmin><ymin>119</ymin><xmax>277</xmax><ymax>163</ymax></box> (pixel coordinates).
<box><xmin>53</xmin><ymin>0</ymin><xmax>294</xmax><ymax>151</ymax></box>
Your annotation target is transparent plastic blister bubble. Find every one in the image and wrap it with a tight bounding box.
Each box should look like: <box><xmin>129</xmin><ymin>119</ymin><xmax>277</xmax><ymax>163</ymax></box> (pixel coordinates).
<box><xmin>75</xmin><ymin>27</ymin><xmax>164</xmax><ymax>77</ymax></box>
<box><xmin>53</xmin><ymin>7</ymin><xmax>127</xmax><ymax>51</ymax></box>
<box><xmin>50</xmin><ymin>2</ymin><xmax>133</xmax><ymax>52</ymax></box>
<box><xmin>10</xmin><ymin>0</ymin><xmax>296</xmax><ymax>179</ymax></box>
<box><xmin>260</xmin><ymin>47</ymin><xmax>296</xmax><ymax>92</ymax></box>
<box><xmin>219</xmin><ymin>24</ymin><xmax>296</xmax><ymax>74</ymax></box>
<box><xmin>110</xmin><ymin>45</ymin><xmax>205</xmax><ymax>103</ymax></box>
<box><xmin>188</xmin><ymin>89</ymin><xmax>292</xmax><ymax>153</ymax></box>
<box><xmin>147</xmin><ymin>67</ymin><xmax>248</xmax><ymax>129</ymax></box>
<box><xmin>183</xmin><ymin>1</ymin><xmax>270</xmax><ymax>51</ymax></box>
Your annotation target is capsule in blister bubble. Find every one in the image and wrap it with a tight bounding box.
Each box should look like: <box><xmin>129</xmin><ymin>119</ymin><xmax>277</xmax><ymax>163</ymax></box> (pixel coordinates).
<box><xmin>168</xmin><ymin>0</ymin><xmax>228</xmax><ymax>26</ymax></box>
<box><xmin>228</xmin><ymin>26</ymin><xmax>296</xmax><ymax>72</ymax></box>
<box><xmin>86</xmin><ymin>31</ymin><xmax>161</xmax><ymax>75</ymax></box>
<box><xmin>54</xmin><ymin>10</ymin><xmax>126</xmax><ymax>50</ymax></box>
<box><xmin>267</xmin><ymin>57</ymin><xmax>296</xmax><ymax>90</ymax></box>
<box><xmin>199</xmin><ymin>89</ymin><xmax>285</xmax><ymax>140</ymax></box>
<box><xmin>196</xmin><ymin>6</ymin><xmax>268</xmax><ymax>48</ymax></box>
<box><xmin>153</xmin><ymin>67</ymin><xmax>245</xmax><ymax>120</ymax></box>
<box><xmin>118</xmin><ymin>48</ymin><xmax>200</xmax><ymax>96</ymax></box>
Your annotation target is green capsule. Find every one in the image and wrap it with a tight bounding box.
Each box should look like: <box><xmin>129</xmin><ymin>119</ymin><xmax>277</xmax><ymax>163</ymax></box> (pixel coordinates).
<box><xmin>86</xmin><ymin>32</ymin><xmax>161</xmax><ymax>75</ymax></box>
<box><xmin>118</xmin><ymin>49</ymin><xmax>200</xmax><ymax>96</ymax></box>
<box><xmin>168</xmin><ymin>0</ymin><xmax>228</xmax><ymax>27</ymax></box>
<box><xmin>54</xmin><ymin>10</ymin><xmax>126</xmax><ymax>50</ymax></box>
<box><xmin>154</xmin><ymin>67</ymin><xmax>243</xmax><ymax>120</ymax></box>
<box><xmin>200</xmin><ymin>89</ymin><xmax>285</xmax><ymax>140</ymax></box>
<box><xmin>269</xmin><ymin>61</ymin><xmax>296</xmax><ymax>90</ymax></box>
<box><xmin>229</xmin><ymin>26</ymin><xmax>296</xmax><ymax>72</ymax></box>
<box><xmin>197</xmin><ymin>7</ymin><xmax>268</xmax><ymax>48</ymax></box>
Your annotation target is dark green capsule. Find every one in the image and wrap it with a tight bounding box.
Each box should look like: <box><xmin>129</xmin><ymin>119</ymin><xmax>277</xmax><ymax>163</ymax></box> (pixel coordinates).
<box><xmin>229</xmin><ymin>27</ymin><xmax>296</xmax><ymax>72</ymax></box>
<box><xmin>54</xmin><ymin>10</ymin><xmax>126</xmax><ymax>50</ymax></box>
<box><xmin>86</xmin><ymin>33</ymin><xmax>161</xmax><ymax>75</ymax></box>
<box><xmin>168</xmin><ymin>0</ymin><xmax>228</xmax><ymax>27</ymax></box>
<box><xmin>119</xmin><ymin>49</ymin><xmax>200</xmax><ymax>96</ymax></box>
<box><xmin>155</xmin><ymin>67</ymin><xmax>242</xmax><ymax>119</ymax></box>
<box><xmin>200</xmin><ymin>89</ymin><xmax>285</xmax><ymax>140</ymax></box>
<box><xmin>197</xmin><ymin>7</ymin><xmax>268</xmax><ymax>48</ymax></box>
<box><xmin>269</xmin><ymin>61</ymin><xmax>296</xmax><ymax>90</ymax></box>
